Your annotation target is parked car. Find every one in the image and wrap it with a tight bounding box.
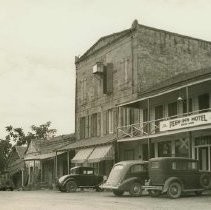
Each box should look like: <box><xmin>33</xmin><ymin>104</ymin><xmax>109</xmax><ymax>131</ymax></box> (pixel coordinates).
<box><xmin>143</xmin><ymin>157</ymin><xmax>211</xmax><ymax>199</ymax></box>
<box><xmin>102</xmin><ymin>160</ymin><xmax>148</xmax><ymax>196</ymax></box>
<box><xmin>56</xmin><ymin>166</ymin><xmax>104</xmax><ymax>192</ymax></box>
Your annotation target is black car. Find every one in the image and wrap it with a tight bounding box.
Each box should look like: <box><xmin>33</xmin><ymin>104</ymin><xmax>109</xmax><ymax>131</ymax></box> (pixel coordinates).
<box><xmin>102</xmin><ymin>160</ymin><xmax>148</xmax><ymax>196</ymax></box>
<box><xmin>143</xmin><ymin>157</ymin><xmax>211</xmax><ymax>199</ymax></box>
<box><xmin>57</xmin><ymin>166</ymin><xmax>104</xmax><ymax>192</ymax></box>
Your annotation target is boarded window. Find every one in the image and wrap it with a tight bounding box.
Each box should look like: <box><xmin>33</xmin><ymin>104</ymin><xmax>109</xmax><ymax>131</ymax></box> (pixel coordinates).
<box><xmin>80</xmin><ymin>117</ymin><xmax>85</xmax><ymax>139</ymax></box>
<box><xmin>168</xmin><ymin>102</ymin><xmax>177</xmax><ymax>118</ymax></box>
<box><xmin>103</xmin><ymin>63</ymin><xmax>113</xmax><ymax>94</ymax></box>
<box><xmin>91</xmin><ymin>113</ymin><xmax>97</xmax><ymax>137</ymax></box>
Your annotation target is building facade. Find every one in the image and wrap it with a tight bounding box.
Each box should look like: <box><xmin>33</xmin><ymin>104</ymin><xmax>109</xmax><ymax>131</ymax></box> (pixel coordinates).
<box><xmin>75</xmin><ymin>20</ymin><xmax>211</xmax><ymax>174</ymax></box>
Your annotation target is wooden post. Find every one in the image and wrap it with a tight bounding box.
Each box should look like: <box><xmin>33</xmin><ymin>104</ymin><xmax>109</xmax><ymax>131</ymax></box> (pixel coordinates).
<box><xmin>55</xmin><ymin>151</ymin><xmax>58</xmax><ymax>178</ymax></box>
<box><xmin>67</xmin><ymin>151</ymin><xmax>70</xmax><ymax>174</ymax></box>
<box><xmin>147</xmin><ymin>98</ymin><xmax>151</xmax><ymax>160</ymax></box>
<box><xmin>33</xmin><ymin>160</ymin><xmax>35</xmax><ymax>185</ymax></box>
<box><xmin>21</xmin><ymin>169</ymin><xmax>24</xmax><ymax>187</ymax></box>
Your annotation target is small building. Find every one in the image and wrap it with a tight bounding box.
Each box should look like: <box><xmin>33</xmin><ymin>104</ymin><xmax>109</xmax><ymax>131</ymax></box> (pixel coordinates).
<box><xmin>7</xmin><ymin>146</ymin><xmax>27</xmax><ymax>189</ymax></box>
<box><xmin>24</xmin><ymin>134</ymin><xmax>75</xmax><ymax>188</ymax></box>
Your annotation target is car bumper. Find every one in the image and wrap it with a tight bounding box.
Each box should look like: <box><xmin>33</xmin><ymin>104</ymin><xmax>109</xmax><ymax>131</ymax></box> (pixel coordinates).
<box><xmin>142</xmin><ymin>185</ymin><xmax>163</xmax><ymax>191</ymax></box>
<box><xmin>100</xmin><ymin>183</ymin><xmax>119</xmax><ymax>190</ymax></box>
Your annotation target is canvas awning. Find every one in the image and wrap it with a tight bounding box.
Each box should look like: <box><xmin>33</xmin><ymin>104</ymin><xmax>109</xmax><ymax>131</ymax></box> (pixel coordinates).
<box><xmin>87</xmin><ymin>144</ymin><xmax>114</xmax><ymax>163</ymax></box>
<box><xmin>71</xmin><ymin>147</ymin><xmax>94</xmax><ymax>163</ymax></box>
<box><xmin>24</xmin><ymin>151</ymin><xmax>64</xmax><ymax>161</ymax></box>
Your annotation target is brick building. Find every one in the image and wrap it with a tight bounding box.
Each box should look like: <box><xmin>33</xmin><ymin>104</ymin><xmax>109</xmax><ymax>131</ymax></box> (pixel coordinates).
<box><xmin>74</xmin><ymin>20</ymin><xmax>211</xmax><ymax>175</ymax></box>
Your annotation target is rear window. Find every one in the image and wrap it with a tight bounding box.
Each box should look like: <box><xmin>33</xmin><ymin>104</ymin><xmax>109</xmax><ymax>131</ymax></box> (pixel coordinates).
<box><xmin>171</xmin><ymin>161</ymin><xmax>197</xmax><ymax>170</ymax></box>
<box><xmin>151</xmin><ymin>161</ymin><xmax>159</xmax><ymax>169</ymax></box>
<box><xmin>130</xmin><ymin>164</ymin><xmax>147</xmax><ymax>173</ymax></box>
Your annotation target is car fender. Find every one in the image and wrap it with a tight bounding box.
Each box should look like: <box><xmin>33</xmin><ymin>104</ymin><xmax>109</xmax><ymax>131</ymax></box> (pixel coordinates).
<box><xmin>162</xmin><ymin>177</ymin><xmax>183</xmax><ymax>193</ymax></box>
<box><xmin>63</xmin><ymin>178</ymin><xmax>77</xmax><ymax>187</ymax></box>
<box><xmin>119</xmin><ymin>177</ymin><xmax>140</xmax><ymax>191</ymax></box>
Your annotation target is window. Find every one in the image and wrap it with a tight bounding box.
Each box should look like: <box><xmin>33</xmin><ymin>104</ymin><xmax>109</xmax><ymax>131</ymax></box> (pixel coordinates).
<box><xmin>124</xmin><ymin>149</ymin><xmax>134</xmax><ymax>160</ymax></box>
<box><xmin>91</xmin><ymin>113</ymin><xmax>97</xmax><ymax>137</ymax></box>
<box><xmin>168</xmin><ymin>102</ymin><xmax>177</xmax><ymax>118</ymax></box>
<box><xmin>80</xmin><ymin>117</ymin><xmax>85</xmax><ymax>139</ymax></box>
<box><xmin>130</xmin><ymin>164</ymin><xmax>146</xmax><ymax>173</ymax></box>
<box><xmin>108</xmin><ymin>109</ymin><xmax>114</xmax><ymax>134</ymax></box>
<box><xmin>81</xmin><ymin>79</ymin><xmax>87</xmax><ymax>103</ymax></box>
<box><xmin>103</xmin><ymin>63</ymin><xmax>113</xmax><ymax>94</ymax></box>
<box><xmin>85</xmin><ymin>116</ymin><xmax>90</xmax><ymax>138</ymax></box>
<box><xmin>155</xmin><ymin>105</ymin><xmax>164</xmax><ymax>132</ymax></box>
<box><xmin>198</xmin><ymin>93</ymin><xmax>210</xmax><ymax>112</ymax></box>
<box><xmin>158</xmin><ymin>141</ymin><xmax>171</xmax><ymax>157</ymax></box>
<box><xmin>171</xmin><ymin>161</ymin><xmax>197</xmax><ymax>171</ymax></box>
<box><xmin>151</xmin><ymin>161</ymin><xmax>159</xmax><ymax>169</ymax></box>
<box><xmin>123</xmin><ymin>58</ymin><xmax>129</xmax><ymax>83</ymax></box>
<box><xmin>183</xmin><ymin>98</ymin><xmax>192</xmax><ymax>114</ymax></box>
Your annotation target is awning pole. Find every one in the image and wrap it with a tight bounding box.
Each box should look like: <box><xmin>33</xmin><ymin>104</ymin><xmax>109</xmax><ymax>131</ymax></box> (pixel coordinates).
<box><xmin>147</xmin><ymin>98</ymin><xmax>151</xmax><ymax>160</ymax></box>
<box><xmin>67</xmin><ymin>151</ymin><xmax>70</xmax><ymax>174</ymax></box>
<box><xmin>55</xmin><ymin>151</ymin><xmax>58</xmax><ymax>178</ymax></box>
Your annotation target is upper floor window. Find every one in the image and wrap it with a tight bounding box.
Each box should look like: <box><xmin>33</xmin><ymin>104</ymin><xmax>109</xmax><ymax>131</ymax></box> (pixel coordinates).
<box><xmin>168</xmin><ymin>102</ymin><xmax>177</xmax><ymax>118</ymax></box>
<box><xmin>103</xmin><ymin>63</ymin><xmax>113</xmax><ymax>94</ymax></box>
<box><xmin>198</xmin><ymin>93</ymin><xmax>210</xmax><ymax>112</ymax></box>
<box><xmin>91</xmin><ymin>113</ymin><xmax>97</xmax><ymax>137</ymax></box>
<box><xmin>80</xmin><ymin>117</ymin><xmax>85</xmax><ymax>139</ymax></box>
<box><xmin>108</xmin><ymin>109</ymin><xmax>114</xmax><ymax>134</ymax></box>
<box><xmin>183</xmin><ymin>98</ymin><xmax>192</xmax><ymax>114</ymax></box>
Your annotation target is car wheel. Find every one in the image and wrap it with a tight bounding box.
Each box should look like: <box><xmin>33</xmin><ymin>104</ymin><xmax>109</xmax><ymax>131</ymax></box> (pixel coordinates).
<box><xmin>149</xmin><ymin>190</ymin><xmax>161</xmax><ymax>197</ymax></box>
<box><xmin>65</xmin><ymin>181</ymin><xmax>77</xmax><ymax>192</ymax></box>
<box><xmin>95</xmin><ymin>186</ymin><xmax>104</xmax><ymax>192</ymax></box>
<box><xmin>195</xmin><ymin>191</ymin><xmax>202</xmax><ymax>196</ymax></box>
<box><xmin>167</xmin><ymin>182</ymin><xmax>182</xmax><ymax>199</ymax></box>
<box><xmin>200</xmin><ymin>174</ymin><xmax>211</xmax><ymax>189</ymax></box>
<box><xmin>113</xmin><ymin>189</ymin><xmax>124</xmax><ymax>196</ymax></box>
<box><xmin>129</xmin><ymin>182</ymin><xmax>142</xmax><ymax>197</ymax></box>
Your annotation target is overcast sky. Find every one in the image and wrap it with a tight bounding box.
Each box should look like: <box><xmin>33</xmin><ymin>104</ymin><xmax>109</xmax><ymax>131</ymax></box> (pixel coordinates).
<box><xmin>0</xmin><ymin>0</ymin><xmax>211</xmax><ymax>139</ymax></box>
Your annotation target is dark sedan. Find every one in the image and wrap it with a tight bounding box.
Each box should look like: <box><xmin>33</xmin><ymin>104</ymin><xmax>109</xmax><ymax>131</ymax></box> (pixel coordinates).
<box><xmin>57</xmin><ymin>166</ymin><xmax>104</xmax><ymax>192</ymax></box>
<box><xmin>102</xmin><ymin>160</ymin><xmax>148</xmax><ymax>196</ymax></box>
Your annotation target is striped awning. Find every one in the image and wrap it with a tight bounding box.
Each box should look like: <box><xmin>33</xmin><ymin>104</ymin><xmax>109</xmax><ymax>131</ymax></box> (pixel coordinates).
<box><xmin>71</xmin><ymin>147</ymin><xmax>94</xmax><ymax>163</ymax></box>
<box><xmin>87</xmin><ymin>144</ymin><xmax>114</xmax><ymax>163</ymax></box>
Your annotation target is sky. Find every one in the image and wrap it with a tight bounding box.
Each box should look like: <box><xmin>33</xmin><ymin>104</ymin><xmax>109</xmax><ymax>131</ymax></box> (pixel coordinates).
<box><xmin>0</xmin><ymin>0</ymin><xmax>211</xmax><ymax>139</ymax></box>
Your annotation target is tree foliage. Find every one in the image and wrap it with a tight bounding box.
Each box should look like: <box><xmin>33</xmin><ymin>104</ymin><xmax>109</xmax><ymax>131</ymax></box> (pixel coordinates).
<box><xmin>0</xmin><ymin>139</ymin><xmax>12</xmax><ymax>173</ymax></box>
<box><xmin>5</xmin><ymin>121</ymin><xmax>57</xmax><ymax>146</ymax></box>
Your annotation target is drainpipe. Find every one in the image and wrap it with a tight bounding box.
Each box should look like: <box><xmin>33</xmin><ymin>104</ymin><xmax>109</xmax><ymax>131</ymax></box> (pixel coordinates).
<box><xmin>147</xmin><ymin>98</ymin><xmax>151</xmax><ymax>160</ymax></box>
<box><xmin>186</xmin><ymin>86</ymin><xmax>192</xmax><ymax>158</ymax></box>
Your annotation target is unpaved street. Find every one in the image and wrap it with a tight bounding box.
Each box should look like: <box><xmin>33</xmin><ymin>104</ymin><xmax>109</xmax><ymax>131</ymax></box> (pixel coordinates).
<box><xmin>0</xmin><ymin>190</ymin><xmax>211</xmax><ymax>210</ymax></box>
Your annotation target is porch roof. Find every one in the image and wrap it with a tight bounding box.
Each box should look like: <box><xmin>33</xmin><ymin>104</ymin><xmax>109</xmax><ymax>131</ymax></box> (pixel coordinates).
<box><xmin>24</xmin><ymin>151</ymin><xmax>65</xmax><ymax>161</ymax></box>
<box><xmin>119</xmin><ymin>67</ymin><xmax>211</xmax><ymax>107</ymax></box>
<box><xmin>57</xmin><ymin>134</ymin><xmax>116</xmax><ymax>152</ymax></box>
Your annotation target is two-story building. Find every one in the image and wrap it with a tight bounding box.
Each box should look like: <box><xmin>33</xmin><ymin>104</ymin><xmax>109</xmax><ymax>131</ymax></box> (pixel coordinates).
<box><xmin>74</xmin><ymin>20</ymin><xmax>211</xmax><ymax>175</ymax></box>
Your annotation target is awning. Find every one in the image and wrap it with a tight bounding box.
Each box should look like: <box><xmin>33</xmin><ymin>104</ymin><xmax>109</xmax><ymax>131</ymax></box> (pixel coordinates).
<box><xmin>24</xmin><ymin>151</ymin><xmax>64</xmax><ymax>161</ymax></box>
<box><xmin>71</xmin><ymin>147</ymin><xmax>94</xmax><ymax>163</ymax></box>
<box><xmin>87</xmin><ymin>144</ymin><xmax>114</xmax><ymax>163</ymax></box>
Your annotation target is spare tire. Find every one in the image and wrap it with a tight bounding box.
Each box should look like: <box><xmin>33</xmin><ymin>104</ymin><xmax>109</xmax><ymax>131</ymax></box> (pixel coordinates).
<box><xmin>200</xmin><ymin>174</ymin><xmax>211</xmax><ymax>189</ymax></box>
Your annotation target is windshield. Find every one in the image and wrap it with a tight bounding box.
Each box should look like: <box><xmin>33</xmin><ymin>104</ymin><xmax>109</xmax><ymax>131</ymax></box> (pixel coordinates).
<box><xmin>70</xmin><ymin>168</ymin><xmax>78</xmax><ymax>175</ymax></box>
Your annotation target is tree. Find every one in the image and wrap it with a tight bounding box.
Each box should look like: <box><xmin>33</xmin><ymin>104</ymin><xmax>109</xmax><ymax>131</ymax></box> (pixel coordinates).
<box><xmin>5</xmin><ymin>121</ymin><xmax>57</xmax><ymax>146</ymax></box>
<box><xmin>0</xmin><ymin>139</ymin><xmax>12</xmax><ymax>173</ymax></box>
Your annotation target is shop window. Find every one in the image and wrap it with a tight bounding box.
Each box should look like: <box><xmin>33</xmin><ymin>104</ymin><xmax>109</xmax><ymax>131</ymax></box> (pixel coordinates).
<box><xmin>80</xmin><ymin>117</ymin><xmax>85</xmax><ymax>139</ymax></box>
<box><xmin>175</xmin><ymin>139</ymin><xmax>189</xmax><ymax>157</ymax></box>
<box><xmin>124</xmin><ymin>149</ymin><xmax>134</xmax><ymax>160</ymax></box>
<box><xmin>158</xmin><ymin>141</ymin><xmax>171</xmax><ymax>157</ymax></box>
<box><xmin>168</xmin><ymin>102</ymin><xmax>177</xmax><ymax>118</ymax></box>
<box><xmin>198</xmin><ymin>93</ymin><xmax>210</xmax><ymax>112</ymax></box>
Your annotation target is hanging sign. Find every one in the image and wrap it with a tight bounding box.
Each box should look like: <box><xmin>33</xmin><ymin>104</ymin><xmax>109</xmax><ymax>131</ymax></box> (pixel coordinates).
<box><xmin>160</xmin><ymin>112</ymin><xmax>211</xmax><ymax>131</ymax></box>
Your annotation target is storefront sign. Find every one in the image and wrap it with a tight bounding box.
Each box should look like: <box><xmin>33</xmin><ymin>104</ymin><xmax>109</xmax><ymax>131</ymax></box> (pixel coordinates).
<box><xmin>160</xmin><ymin>112</ymin><xmax>211</xmax><ymax>131</ymax></box>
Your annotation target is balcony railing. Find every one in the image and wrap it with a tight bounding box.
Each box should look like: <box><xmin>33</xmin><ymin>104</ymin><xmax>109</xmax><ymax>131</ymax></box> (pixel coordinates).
<box><xmin>117</xmin><ymin>108</ymin><xmax>211</xmax><ymax>140</ymax></box>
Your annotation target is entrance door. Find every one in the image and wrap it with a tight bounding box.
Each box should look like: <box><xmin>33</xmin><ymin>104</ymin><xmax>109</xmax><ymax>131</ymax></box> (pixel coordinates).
<box><xmin>199</xmin><ymin>147</ymin><xmax>208</xmax><ymax>171</ymax></box>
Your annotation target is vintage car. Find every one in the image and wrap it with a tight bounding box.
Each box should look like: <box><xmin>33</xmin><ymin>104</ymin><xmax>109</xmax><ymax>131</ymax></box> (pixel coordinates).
<box><xmin>143</xmin><ymin>157</ymin><xmax>211</xmax><ymax>199</ymax></box>
<box><xmin>102</xmin><ymin>160</ymin><xmax>148</xmax><ymax>196</ymax></box>
<box><xmin>57</xmin><ymin>166</ymin><xmax>104</xmax><ymax>192</ymax></box>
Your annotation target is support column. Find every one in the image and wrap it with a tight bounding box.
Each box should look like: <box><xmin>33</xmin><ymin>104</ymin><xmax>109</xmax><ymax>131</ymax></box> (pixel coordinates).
<box><xmin>67</xmin><ymin>151</ymin><xmax>70</xmax><ymax>174</ymax></box>
<box><xmin>147</xmin><ymin>98</ymin><xmax>151</xmax><ymax>160</ymax></box>
<box><xmin>40</xmin><ymin>161</ymin><xmax>43</xmax><ymax>182</ymax></box>
<box><xmin>154</xmin><ymin>142</ymin><xmax>158</xmax><ymax>158</ymax></box>
<box><xmin>55</xmin><ymin>152</ymin><xmax>58</xmax><ymax>178</ymax></box>
<box><xmin>33</xmin><ymin>160</ymin><xmax>35</xmax><ymax>185</ymax></box>
<box><xmin>21</xmin><ymin>169</ymin><xmax>24</xmax><ymax>187</ymax></box>
<box><xmin>28</xmin><ymin>165</ymin><xmax>31</xmax><ymax>184</ymax></box>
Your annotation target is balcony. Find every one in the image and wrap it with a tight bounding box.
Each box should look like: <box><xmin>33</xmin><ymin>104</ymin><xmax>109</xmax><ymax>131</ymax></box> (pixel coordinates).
<box><xmin>117</xmin><ymin>108</ymin><xmax>211</xmax><ymax>140</ymax></box>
